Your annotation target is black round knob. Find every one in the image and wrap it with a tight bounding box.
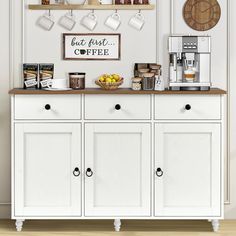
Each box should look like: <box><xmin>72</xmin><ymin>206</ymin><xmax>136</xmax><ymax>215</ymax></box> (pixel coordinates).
<box><xmin>185</xmin><ymin>104</ymin><xmax>191</xmax><ymax>110</ymax></box>
<box><xmin>73</xmin><ymin>167</ymin><xmax>80</xmax><ymax>177</ymax></box>
<box><xmin>86</xmin><ymin>168</ymin><xmax>93</xmax><ymax>177</ymax></box>
<box><xmin>156</xmin><ymin>168</ymin><xmax>164</xmax><ymax>177</ymax></box>
<box><xmin>115</xmin><ymin>104</ymin><xmax>121</xmax><ymax>110</ymax></box>
<box><xmin>45</xmin><ymin>104</ymin><xmax>51</xmax><ymax>110</ymax></box>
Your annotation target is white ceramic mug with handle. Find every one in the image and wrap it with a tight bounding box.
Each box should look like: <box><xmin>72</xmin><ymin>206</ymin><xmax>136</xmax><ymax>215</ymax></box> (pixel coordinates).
<box><xmin>99</xmin><ymin>0</ymin><xmax>113</xmax><ymax>4</ymax></box>
<box><xmin>59</xmin><ymin>12</ymin><xmax>76</xmax><ymax>31</ymax></box>
<box><xmin>47</xmin><ymin>79</ymin><xmax>68</xmax><ymax>89</ymax></box>
<box><xmin>105</xmin><ymin>13</ymin><xmax>121</xmax><ymax>31</ymax></box>
<box><xmin>81</xmin><ymin>12</ymin><xmax>97</xmax><ymax>31</ymax></box>
<box><xmin>37</xmin><ymin>13</ymin><xmax>54</xmax><ymax>31</ymax></box>
<box><xmin>129</xmin><ymin>12</ymin><xmax>145</xmax><ymax>31</ymax></box>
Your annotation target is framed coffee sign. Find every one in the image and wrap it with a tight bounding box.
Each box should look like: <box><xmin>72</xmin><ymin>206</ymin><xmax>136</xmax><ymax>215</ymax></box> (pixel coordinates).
<box><xmin>63</xmin><ymin>33</ymin><xmax>121</xmax><ymax>60</ymax></box>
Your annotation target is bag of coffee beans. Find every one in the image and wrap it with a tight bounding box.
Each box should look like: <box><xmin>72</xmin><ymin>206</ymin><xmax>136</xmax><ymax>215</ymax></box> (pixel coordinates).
<box><xmin>39</xmin><ymin>64</ymin><xmax>54</xmax><ymax>89</ymax></box>
<box><xmin>23</xmin><ymin>64</ymin><xmax>38</xmax><ymax>89</ymax></box>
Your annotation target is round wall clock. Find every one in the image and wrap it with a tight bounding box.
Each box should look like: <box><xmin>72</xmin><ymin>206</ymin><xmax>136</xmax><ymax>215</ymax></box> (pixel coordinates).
<box><xmin>183</xmin><ymin>0</ymin><xmax>221</xmax><ymax>31</ymax></box>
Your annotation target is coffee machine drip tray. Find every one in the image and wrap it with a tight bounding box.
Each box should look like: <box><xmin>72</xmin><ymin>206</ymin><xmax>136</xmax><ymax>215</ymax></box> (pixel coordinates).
<box><xmin>169</xmin><ymin>82</ymin><xmax>211</xmax><ymax>91</ymax></box>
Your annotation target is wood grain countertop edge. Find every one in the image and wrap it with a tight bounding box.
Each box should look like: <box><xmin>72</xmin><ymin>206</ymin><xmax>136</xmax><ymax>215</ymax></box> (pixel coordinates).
<box><xmin>9</xmin><ymin>88</ymin><xmax>227</xmax><ymax>95</ymax></box>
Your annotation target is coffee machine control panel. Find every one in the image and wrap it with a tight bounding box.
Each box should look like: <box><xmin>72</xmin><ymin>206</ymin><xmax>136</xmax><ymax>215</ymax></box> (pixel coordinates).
<box><xmin>168</xmin><ymin>36</ymin><xmax>210</xmax><ymax>53</ymax></box>
<box><xmin>182</xmin><ymin>37</ymin><xmax>198</xmax><ymax>51</ymax></box>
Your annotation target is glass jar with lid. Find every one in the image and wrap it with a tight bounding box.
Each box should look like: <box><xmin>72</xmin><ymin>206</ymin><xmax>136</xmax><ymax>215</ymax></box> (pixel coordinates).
<box><xmin>131</xmin><ymin>77</ymin><xmax>142</xmax><ymax>91</ymax></box>
<box><xmin>142</xmin><ymin>73</ymin><xmax>155</xmax><ymax>90</ymax></box>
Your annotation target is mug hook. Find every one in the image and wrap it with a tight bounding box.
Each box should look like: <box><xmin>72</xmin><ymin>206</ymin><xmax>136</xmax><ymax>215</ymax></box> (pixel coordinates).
<box><xmin>115</xmin><ymin>9</ymin><xmax>118</xmax><ymax>13</ymax></box>
<box><xmin>138</xmin><ymin>9</ymin><xmax>141</xmax><ymax>13</ymax></box>
<box><xmin>91</xmin><ymin>9</ymin><xmax>95</xmax><ymax>13</ymax></box>
<box><xmin>48</xmin><ymin>10</ymin><xmax>51</xmax><ymax>16</ymax></box>
<box><xmin>70</xmin><ymin>9</ymin><xmax>73</xmax><ymax>16</ymax></box>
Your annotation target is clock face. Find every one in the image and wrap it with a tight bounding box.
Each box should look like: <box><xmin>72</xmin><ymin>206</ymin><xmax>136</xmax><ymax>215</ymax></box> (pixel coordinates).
<box><xmin>183</xmin><ymin>0</ymin><xmax>221</xmax><ymax>31</ymax></box>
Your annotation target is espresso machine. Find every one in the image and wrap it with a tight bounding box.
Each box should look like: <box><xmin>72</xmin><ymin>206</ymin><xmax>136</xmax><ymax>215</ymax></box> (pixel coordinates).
<box><xmin>168</xmin><ymin>35</ymin><xmax>211</xmax><ymax>91</ymax></box>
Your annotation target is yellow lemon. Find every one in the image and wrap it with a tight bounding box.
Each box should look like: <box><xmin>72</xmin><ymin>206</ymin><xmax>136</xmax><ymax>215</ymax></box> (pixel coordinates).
<box><xmin>99</xmin><ymin>76</ymin><xmax>105</xmax><ymax>82</ymax></box>
<box><xmin>113</xmin><ymin>74</ymin><xmax>120</xmax><ymax>80</ymax></box>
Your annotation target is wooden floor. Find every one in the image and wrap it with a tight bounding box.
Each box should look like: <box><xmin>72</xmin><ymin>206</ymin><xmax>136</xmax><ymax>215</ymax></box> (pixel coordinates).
<box><xmin>0</xmin><ymin>220</ymin><xmax>236</xmax><ymax>235</ymax></box>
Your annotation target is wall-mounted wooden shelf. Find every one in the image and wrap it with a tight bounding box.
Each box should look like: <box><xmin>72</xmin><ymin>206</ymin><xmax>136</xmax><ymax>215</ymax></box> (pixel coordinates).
<box><xmin>28</xmin><ymin>4</ymin><xmax>155</xmax><ymax>10</ymax></box>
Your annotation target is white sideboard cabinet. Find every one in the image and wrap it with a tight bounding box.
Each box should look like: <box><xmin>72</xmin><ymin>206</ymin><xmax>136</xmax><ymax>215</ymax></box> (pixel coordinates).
<box><xmin>10</xmin><ymin>89</ymin><xmax>225</xmax><ymax>232</ymax></box>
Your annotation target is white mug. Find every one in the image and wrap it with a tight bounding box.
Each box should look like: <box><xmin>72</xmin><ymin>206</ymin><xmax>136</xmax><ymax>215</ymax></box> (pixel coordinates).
<box><xmin>105</xmin><ymin>13</ymin><xmax>121</xmax><ymax>31</ymax></box>
<box><xmin>67</xmin><ymin>0</ymin><xmax>86</xmax><ymax>4</ymax></box>
<box><xmin>59</xmin><ymin>13</ymin><xmax>76</xmax><ymax>31</ymax></box>
<box><xmin>48</xmin><ymin>79</ymin><xmax>68</xmax><ymax>89</ymax></box>
<box><xmin>129</xmin><ymin>13</ymin><xmax>145</xmax><ymax>31</ymax></box>
<box><xmin>99</xmin><ymin>0</ymin><xmax>113</xmax><ymax>4</ymax></box>
<box><xmin>37</xmin><ymin>14</ymin><xmax>54</xmax><ymax>31</ymax></box>
<box><xmin>81</xmin><ymin>13</ymin><xmax>97</xmax><ymax>31</ymax></box>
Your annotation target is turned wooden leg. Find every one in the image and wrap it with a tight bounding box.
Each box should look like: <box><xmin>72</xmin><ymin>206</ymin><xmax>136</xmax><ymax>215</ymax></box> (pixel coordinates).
<box><xmin>15</xmin><ymin>219</ymin><xmax>25</xmax><ymax>232</ymax></box>
<box><xmin>114</xmin><ymin>219</ymin><xmax>121</xmax><ymax>232</ymax></box>
<box><xmin>212</xmin><ymin>220</ymin><xmax>220</xmax><ymax>232</ymax></box>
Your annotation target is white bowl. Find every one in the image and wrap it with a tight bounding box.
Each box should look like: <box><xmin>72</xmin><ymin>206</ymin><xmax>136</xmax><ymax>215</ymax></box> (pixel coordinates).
<box><xmin>67</xmin><ymin>0</ymin><xmax>86</xmax><ymax>4</ymax></box>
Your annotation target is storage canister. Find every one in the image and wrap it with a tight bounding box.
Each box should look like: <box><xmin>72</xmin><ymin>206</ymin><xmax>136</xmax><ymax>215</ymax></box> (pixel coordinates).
<box><xmin>69</xmin><ymin>72</ymin><xmax>85</xmax><ymax>90</ymax></box>
<box><xmin>131</xmin><ymin>77</ymin><xmax>142</xmax><ymax>91</ymax></box>
<box><xmin>142</xmin><ymin>73</ymin><xmax>155</xmax><ymax>90</ymax></box>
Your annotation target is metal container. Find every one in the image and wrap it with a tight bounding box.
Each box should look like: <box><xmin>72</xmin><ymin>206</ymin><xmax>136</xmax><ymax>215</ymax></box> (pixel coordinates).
<box><xmin>69</xmin><ymin>72</ymin><xmax>85</xmax><ymax>90</ymax></box>
<box><xmin>142</xmin><ymin>73</ymin><xmax>155</xmax><ymax>90</ymax></box>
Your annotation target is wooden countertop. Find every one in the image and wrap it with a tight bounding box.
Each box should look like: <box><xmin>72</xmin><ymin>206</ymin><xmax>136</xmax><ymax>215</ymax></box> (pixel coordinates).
<box><xmin>9</xmin><ymin>88</ymin><xmax>226</xmax><ymax>95</ymax></box>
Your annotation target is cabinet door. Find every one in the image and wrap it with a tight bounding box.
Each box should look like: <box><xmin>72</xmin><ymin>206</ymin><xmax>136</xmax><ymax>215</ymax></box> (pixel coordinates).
<box><xmin>155</xmin><ymin>123</ymin><xmax>221</xmax><ymax>217</ymax></box>
<box><xmin>85</xmin><ymin>123</ymin><xmax>151</xmax><ymax>217</ymax></box>
<box><xmin>14</xmin><ymin>123</ymin><xmax>81</xmax><ymax>217</ymax></box>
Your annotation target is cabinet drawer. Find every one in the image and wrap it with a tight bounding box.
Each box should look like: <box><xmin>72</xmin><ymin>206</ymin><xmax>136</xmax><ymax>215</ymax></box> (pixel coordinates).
<box><xmin>85</xmin><ymin>95</ymin><xmax>151</xmax><ymax>120</ymax></box>
<box><xmin>155</xmin><ymin>95</ymin><xmax>221</xmax><ymax>120</ymax></box>
<box><xmin>15</xmin><ymin>95</ymin><xmax>81</xmax><ymax>120</ymax></box>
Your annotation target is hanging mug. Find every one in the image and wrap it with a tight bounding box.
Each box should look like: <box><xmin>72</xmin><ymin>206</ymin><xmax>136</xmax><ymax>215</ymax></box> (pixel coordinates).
<box><xmin>59</xmin><ymin>12</ymin><xmax>76</xmax><ymax>31</ymax></box>
<box><xmin>81</xmin><ymin>12</ymin><xmax>97</xmax><ymax>31</ymax></box>
<box><xmin>129</xmin><ymin>12</ymin><xmax>145</xmax><ymax>31</ymax></box>
<box><xmin>105</xmin><ymin>13</ymin><xmax>121</xmax><ymax>31</ymax></box>
<box><xmin>37</xmin><ymin>12</ymin><xmax>55</xmax><ymax>31</ymax></box>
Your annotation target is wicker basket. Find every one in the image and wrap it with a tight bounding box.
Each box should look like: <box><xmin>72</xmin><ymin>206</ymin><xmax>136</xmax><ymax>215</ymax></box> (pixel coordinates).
<box><xmin>95</xmin><ymin>78</ymin><xmax>124</xmax><ymax>90</ymax></box>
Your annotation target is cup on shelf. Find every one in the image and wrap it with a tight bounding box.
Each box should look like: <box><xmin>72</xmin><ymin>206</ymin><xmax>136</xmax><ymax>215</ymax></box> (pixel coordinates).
<box><xmin>88</xmin><ymin>0</ymin><xmax>100</xmax><ymax>5</ymax></box>
<box><xmin>42</xmin><ymin>0</ymin><xmax>50</xmax><ymax>5</ymax></box>
<box><xmin>128</xmin><ymin>12</ymin><xmax>145</xmax><ymax>31</ymax></box>
<box><xmin>133</xmin><ymin>0</ymin><xmax>141</xmax><ymax>4</ymax></box>
<box><xmin>99</xmin><ymin>0</ymin><xmax>113</xmax><ymax>4</ymax></box>
<box><xmin>105</xmin><ymin>12</ymin><xmax>121</xmax><ymax>31</ymax></box>
<box><xmin>81</xmin><ymin>12</ymin><xmax>98</xmax><ymax>31</ymax></box>
<box><xmin>124</xmin><ymin>0</ymin><xmax>132</xmax><ymax>4</ymax></box>
<box><xmin>59</xmin><ymin>11</ymin><xmax>76</xmax><ymax>30</ymax></box>
<box><xmin>37</xmin><ymin>12</ymin><xmax>55</xmax><ymax>31</ymax></box>
<box><xmin>67</xmin><ymin>0</ymin><xmax>86</xmax><ymax>4</ymax></box>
